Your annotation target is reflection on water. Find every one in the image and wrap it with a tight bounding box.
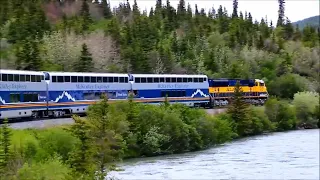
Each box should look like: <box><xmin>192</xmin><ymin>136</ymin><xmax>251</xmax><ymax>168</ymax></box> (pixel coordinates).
<box><xmin>107</xmin><ymin>129</ymin><xmax>319</xmax><ymax>179</ymax></box>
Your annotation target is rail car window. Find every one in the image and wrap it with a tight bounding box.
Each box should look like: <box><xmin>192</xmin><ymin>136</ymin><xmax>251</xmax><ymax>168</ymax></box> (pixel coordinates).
<box><xmin>31</xmin><ymin>75</ymin><xmax>36</xmax><ymax>82</ymax></box>
<box><xmin>103</xmin><ymin>77</ymin><xmax>108</xmax><ymax>82</ymax></box>
<box><xmin>84</xmin><ymin>76</ymin><xmax>90</xmax><ymax>82</ymax></box>
<box><xmin>177</xmin><ymin>78</ymin><xmax>182</xmax><ymax>82</ymax></box>
<box><xmin>14</xmin><ymin>74</ymin><xmax>19</xmax><ymax>81</ymax></box>
<box><xmin>20</xmin><ymin>75</ymin><xmax>25</xmax><ymax>82</ymax></box>
<box><xmin>1</xmin><ymin>74</ymin><xmax>7</xmax><ymax>81</ymax></box>
<box><xmin>71</xmin><ymin>76</ymin><xmax>77</xmax><ymax>82</ymax></box>
<box><xmin>36</xmin><ymin>75</ymin><xmax>42</xmax><ymax>82</ymax></box>
<box><xmin>119</xmin><ymin>77</ymin><xmax>124</xmax><ymax>83</ymax></box>
<box><xmin>64</xmin><ymin>76</ymin><xmax>70</xmax><ymax>82</ymax></box>
<box><xmin>97</xmin><ymin>77</ymin><xmax>102</xmax><ymax>83</ymax></box>
<box><xmin>26</xmin><ymin>75</ymin><xmax>30</xmax><ymax>82</ymax></box>
<box><xmin>147</xmin><ymin>77</ymin><xmax>153</xmax><ymax>83</ymax></box>
<box><xmin>114</xmin><ymin>77</ymin><xmax>119</xmax><ymax>82</ymax></box>
<box><xmin>165</xmin><ymin>77</ymin><xmax>170</xmax><ymax>82</ymax></box>
<box><xmin>183</xmin><ymin>78</ymin><xmax>188</xmax><ymax>82</ymax></box>
<box><xmin>23</xmin><ymin>93</ymin><xmax>38</xmax><ymax>102</ymax></box>
<box><xmin>188</xmin><ymin>78</ymin><xmax>192</xmax><ymax>82</ymax></box>
<box><xmin>57</xmin><ymin>76</ymin><xmax>64</xmax><ymax>82</ymax></box>
<box><xmin>125</xmin><ymin>77</ymin><xmax>128</xmax><ymax>83</ymax></box>
<box><xmin>160</xmin><ymin>77</ymin><xmax>165</xmax><ymax>82</ymax></box>
<box><xmin>8</xmin><ymin>74</ymin><xmax>13</xmax><ymax>81</ymax></box>
<box><xmin>78</xmin><ymin>76</ymin><xmax>84</xmax><ymax>82</ymax></box>
<box><xmin>10</xmin><ymin>93</ymin><xmax>20</xmax><ymax>103</ymax></box>
<box><xmin>172</xmin><ymin>78</ymin><xmax>176</xmax><ymax>82</ymax></box>
<box><xmin>199</xmin><ymin>78</ymin><xmax>204</xmax><ymax>82</ymax></box>
<box><xmin>154</xmin><ymin>78</ymin><xmax>159</xmax><ymax>83</ymax></box>
<box><xmin>108</xmin><ymin>77</ymin><xmax>113</xmax><ymax>83</ymax></box>
<box><xmin>52</xmin><ymin>76</ymin><xmax>56</xmax><ymax>82</ymax></box>
<box><xmin>141</xmin><ymin>78</ymin><xmax>146</xmax><ymax>83</ymax></box>
<box><xmin>91</xmin><ymin>76</ymin><xmax>96</xmax><ymax>83</ymax></box>
<box><xmin>193</xmin><ymin>78</ymin><xmax>198</xmax><ymax>82</ymax></box>
<box><xmin>260</xmin><ymin>83</ymin><xmax>265</xmax><ymax>86</ymax></box>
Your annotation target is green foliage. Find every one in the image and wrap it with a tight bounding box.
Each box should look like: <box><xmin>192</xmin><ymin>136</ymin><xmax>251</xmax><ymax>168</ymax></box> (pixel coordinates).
<box><xmin>16</xmin><ymin>155</ymin><xmax>72</xmax><ymax>180</ymax></box>
<box><xmin>293</xmin><ymin>91</ymin><xmax>319</xmax><ymax>128</ymax></box>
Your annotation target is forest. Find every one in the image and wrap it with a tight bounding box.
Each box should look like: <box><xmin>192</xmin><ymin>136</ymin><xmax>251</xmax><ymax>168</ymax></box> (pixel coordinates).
<box><xmin>0</xmin><ymin>0</ymin><xmax>319</xmax><ymax>99</ymax></box>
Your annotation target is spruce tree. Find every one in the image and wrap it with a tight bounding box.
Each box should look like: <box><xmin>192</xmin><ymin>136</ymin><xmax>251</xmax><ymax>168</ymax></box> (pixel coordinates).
<box><xmin>232</xmin><ymin>0</ymin><xmax>238</xmax><ymax>19</ymax></box>
<box><xmin>67</xmin><ymin>116</ymin><xmax>94</xmax><ymax>178</ymax></box>
<box><xmin>227</xmin><ymin>81</ymin><xmax>252</xmax><ymax>137</ymax></box>
<box><xmin>80</xmin><ymin>0</ymin><xmax>93</xmax><ymax>33</ymax></box>
<box><xmin>0</xmin><ymin>118</ymin><xmax>12</xmax><ymax>174</ymax></box>
<box><xmin>76</xmin><ymin>43</ymin><xmax>93</xmax><ymax>72</ymax></box>
<box><xmin>101</xmin><ymin>0</ymin><xmax>112</xmax><ymax>19</ymax></box>
<box><xmin>277</xmin><ymin>0</ymin><xmax>285</xmax><ymax>27</ymax></box>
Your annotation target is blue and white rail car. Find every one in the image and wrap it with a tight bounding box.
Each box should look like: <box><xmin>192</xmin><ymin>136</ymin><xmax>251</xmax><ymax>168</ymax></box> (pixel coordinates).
<box><xmin>130</xmin><ymin>74</ymin><xmax>210</xmax><ymax>107</ymax></box>
<box><xmin>0</xmin><ymin>69</ymin><xmax>47</xmax><ymax>119</ymax></box>
<box><xmin>45</xmin><ymin>71</ymin><xmax>131</xmax><ymax>117</ymax></box>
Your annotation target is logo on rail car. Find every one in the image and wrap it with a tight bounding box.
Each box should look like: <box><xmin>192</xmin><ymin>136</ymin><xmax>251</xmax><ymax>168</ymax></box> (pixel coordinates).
<box><xmin>76</xmin><ymin>84</ymin><xmax>110</xmax><ymax>90</ymax></box>
<box><xmin>191</xmin><ymin>89</ymin><xmax>209</xmax><ymax>98</ymax></box>
<box><xmin>54</xmin><ymin>91</ymin><xmax>76</xmax><ymax>102</ymax></box>
<box><xmin>0</xmin><ymin>83</ymin><xmax>27</xmax><ymax>90</ymax></box>
<box><xmin>0</xmin><ymin>96</ymin><xmax>5</xmax><ymax>104</ymax></box>
<box><xmin>157</xmin><ymin>84</ymin><xmax>189</xmax><ymax>89</ymax></box>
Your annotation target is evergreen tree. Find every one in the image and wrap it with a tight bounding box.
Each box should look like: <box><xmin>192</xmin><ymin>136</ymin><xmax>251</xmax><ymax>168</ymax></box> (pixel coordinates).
<box><xmin>101</xmin><ymin>0</ymin><xmax>112</xmax><ymax>19</ymax></box>
<box><xmin>227</xmin><ymin>81</ymin><xmax>252</xmax><ymax>136</ymax></box>
<box><xmin>75</xmin><ymin>43</ymin><xmax>93</xmax><ymax>72</ymax></box>
<box><xmin>80</xmin><ymin>0</ymin><xmax>93</xmax><ymax>33</ymax></box>
<box><xmin>277</xmin><ymin>0</ymin><xmax>285</xmax><ymax>27</ymax></box>
<box><xmin>0</xmin><ymin>118</ymin><xmax>12</xmax><ymax>173</ymax></box>
<box><xmin>67</xmin><ymin>116</ymin><xmax>95</xmax><ymax>178</ymax></box>
<box><xmin>232</xmin><ymin>0</ymin><xmax>238</xmax><ymax>19</ymax></box>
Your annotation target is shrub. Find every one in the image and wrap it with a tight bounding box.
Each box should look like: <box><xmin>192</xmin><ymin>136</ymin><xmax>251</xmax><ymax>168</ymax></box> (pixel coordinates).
<box><xmin>293</xmin><ymin>91</ymin><xmax>319</xmax><ymax>128</ymax></box>
<box><xmin>16</xmin><ymin>155</ymin><xmax>72</xmax><ymax>180</ymax></box>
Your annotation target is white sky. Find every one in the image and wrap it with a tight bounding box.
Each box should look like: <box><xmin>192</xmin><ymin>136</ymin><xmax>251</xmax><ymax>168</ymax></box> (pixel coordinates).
<box><xmin>107</xmin><ymin>0</ymin><xmax>320</xmax><ymax>23</ymax></box>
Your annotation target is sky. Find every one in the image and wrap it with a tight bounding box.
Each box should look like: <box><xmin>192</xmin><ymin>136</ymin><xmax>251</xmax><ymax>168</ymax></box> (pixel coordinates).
<box><xmin>106</xmin><ymin>0</ymin><xmax>320</xmax><ymax>23</ymax></box>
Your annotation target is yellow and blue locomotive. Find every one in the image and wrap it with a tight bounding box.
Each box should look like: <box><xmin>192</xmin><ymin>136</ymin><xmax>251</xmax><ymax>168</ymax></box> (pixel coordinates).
<box><xmin>208</xmin><ymin>78</ymin><xmax>269</xmax><ymax>106</ymax></box>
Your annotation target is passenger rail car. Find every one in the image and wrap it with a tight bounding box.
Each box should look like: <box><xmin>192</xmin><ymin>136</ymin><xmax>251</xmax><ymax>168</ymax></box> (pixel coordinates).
<box><xmin>0</xmin><ymin>69</ymin><xmax>47</xmax><ymax>119</ymax></box>
<box><xmin>208</xmin><ymin>78</ymin><xmax>269</xmax><ymax>106</ymax></box>
<box><xmin>130</xmin><ymin>74</ymin><xmax>211</xmax><ymax>107</ymax></box>
<box><xmin>44</xmin><ymin>71</ymin><xmax>131</xmax><ymax>118</ymax></box>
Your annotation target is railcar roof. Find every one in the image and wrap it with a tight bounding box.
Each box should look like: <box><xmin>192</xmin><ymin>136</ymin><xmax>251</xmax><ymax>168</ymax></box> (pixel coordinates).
<box><xmin>0</xmin><ymin>69</ymin><xmax>44</xmax><ymax>75</ymax></box>
<box><xmin>46</xmin><ymin>71</ymin><xmax>129</xmax><ymax>77</ymax></box>
<box><xmin>131</xmin><ymin>74</ymin><xmax>208</xmax><ymax>78</ymax></box>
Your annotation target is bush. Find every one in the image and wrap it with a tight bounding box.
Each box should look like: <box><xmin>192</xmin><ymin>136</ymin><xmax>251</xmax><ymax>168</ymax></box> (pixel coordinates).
<box><xmin>16</xmin><ymin>155</ymin><xmax>72</xmax><ymax>180</ymax></box>
<box><xmin>293</xmin><ymin>91</ymin><xmax>319</xmax><ymax>128</ymax></box>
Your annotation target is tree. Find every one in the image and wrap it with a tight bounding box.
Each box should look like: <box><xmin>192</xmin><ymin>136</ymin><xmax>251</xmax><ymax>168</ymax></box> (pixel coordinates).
<box><xmin>80</xmin><ymin>0</ymin><xmax>93</xmax><ymax>33</ymax></box>
<box><xmin>67</xmin><ymin>115</ymin><xmax>95</xmax><ymax>178</ymax></box>
<box><xmin>227</xmin><ymin>81</ymin><xmax>252</xmax><ymax>136</ymax></box>
<box><xmin>277</xmin><ymin>0</ymin><xmax>285</xmax><ymax>27</ymax></box>
<box><xmin>0</xmin><ymin>118</ymin><xmax>12</xmax><ymax>173</ymax></box>
<box><xmin>75</xmin><ymin>43</ymin><xmax>93</xmax><ymax>72</ymax></box>
<box><xmin>232</xmin><ymin>0</ymin><xmax>238</xmax><ymax>19</ymax></box>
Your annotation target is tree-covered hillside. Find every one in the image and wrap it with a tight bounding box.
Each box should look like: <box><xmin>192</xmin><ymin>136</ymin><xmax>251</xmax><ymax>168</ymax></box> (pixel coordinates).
<box><xmin>0</xmin><ymin>0</ymin><xmax>319</xmax><ymax>98</ymax></box>
<box><xmin>293</xmin><ymin>15</ymin><xmax>320</xmax><ymax>30</ymax></box>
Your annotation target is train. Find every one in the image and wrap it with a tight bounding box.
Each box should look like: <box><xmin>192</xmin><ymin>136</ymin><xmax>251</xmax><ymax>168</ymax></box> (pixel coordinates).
<box><xmin>0</xmin><ymin>69</ymin><xmax>269</xmax><ymax>120</ymax></box>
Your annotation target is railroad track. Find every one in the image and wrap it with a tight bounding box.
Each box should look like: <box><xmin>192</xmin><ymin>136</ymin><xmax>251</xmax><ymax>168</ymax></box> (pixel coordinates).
<box><xmin>2</xmin><ymin>108</ymin><xmax>229</xmax><ymax>129</ymax></box>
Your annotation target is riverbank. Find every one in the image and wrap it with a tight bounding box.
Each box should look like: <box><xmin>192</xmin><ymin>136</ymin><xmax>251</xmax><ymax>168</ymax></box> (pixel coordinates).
<box><xmin>0</xmin><ymin>92</ymin><xmax>319</xmax><ymax>179</ymax></box>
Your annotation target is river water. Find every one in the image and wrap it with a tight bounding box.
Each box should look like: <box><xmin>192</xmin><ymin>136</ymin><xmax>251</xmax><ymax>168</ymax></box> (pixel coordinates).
<box><xmin>107</xmin><ymin>129</ymin><xmax>319</xmax><ymax>180</ymax></box>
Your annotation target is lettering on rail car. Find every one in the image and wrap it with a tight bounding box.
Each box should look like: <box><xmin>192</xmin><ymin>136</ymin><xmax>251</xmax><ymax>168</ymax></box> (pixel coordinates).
<box><xmin>0</xmin><ymin>83</ymin><xmax>27</xmax><ymax>90</ymax></box>
<box><xmin>158</xmin><ymin>84</ymin><xmax>189</xmax><ymax>89</ymax></box>
<box><xmin>76</xmin><ymin>84</ymin><xmax>110</xmax><ymax>90</ymax></box>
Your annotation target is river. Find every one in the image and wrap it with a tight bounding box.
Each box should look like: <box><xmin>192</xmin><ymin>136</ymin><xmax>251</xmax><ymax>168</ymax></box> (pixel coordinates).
<box><xmin>107</xmin><ymin>129</ymin><xmax>319</xmax><ymax>180</ymax></box>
